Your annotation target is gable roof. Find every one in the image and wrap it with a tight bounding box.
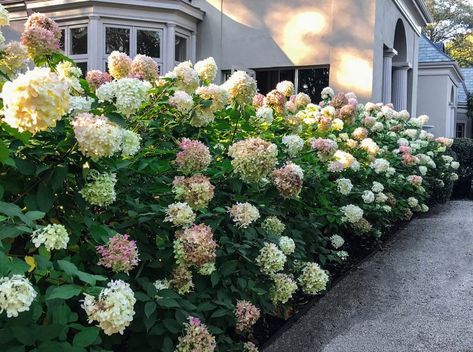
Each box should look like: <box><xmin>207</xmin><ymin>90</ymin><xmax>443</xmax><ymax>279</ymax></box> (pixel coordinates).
<box><xmin>418</xmin><ymin>35</ymin><xmax>455</xmax><ymax>63</ymax></box>
<box><xmin>458</xmin><ymin>68</ymin><xmax>473</xmax><ymax>103</ymax></box>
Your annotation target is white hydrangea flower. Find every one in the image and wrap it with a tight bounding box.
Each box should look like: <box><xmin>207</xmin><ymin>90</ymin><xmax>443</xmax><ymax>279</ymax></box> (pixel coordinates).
<box><xmin>121</xmin><ymin>130</ymin><xmax>141</xmax><ymax>157</ymax></box>
<box><xmin>341</xmin><ymin>204</ymin><xmax>363</xmax><ymax>223</ymax></box>
<box><xmin>321</xmin><ymin>87</ymin><xmax>334</xmax><ymax>100</ymax></box>
<box><xmin>278</xmin><ymin>236</ymin><xmax>295</xmax><ymax>255</ymax></box>
<box><xmin>170</xmin><ymin>90</ymin><xmax>193</xmax><ymax>113</ymax></box>
<box><xmin>371</xmin><ymin>181</ymin><xmax>384</xmax><ymax>193</ymax></box>
<box><xmin>419</xmin><ymin>165</ymin><xmax>427</xmax><ymax>176</ymax></box>
<box><xmin>282</xmin><ymin>134</ymin><xmax>304</xmax><ymax>157</ymax></box>
<box><xmin>72</xmin><ymin>113</ymin><xmax>123</xmax><ymax>159</ymax></box>
<box><xmin>153</xmin><ymin>279</ymin><xmax>170</xmax><ymax>299</ymax></box>
<box><xmin>82</xmin><ymin>280</ymin><xmax>136</xmax><ymax>336</ymax></box>
<box><xmin>262</xmin><ymin>216</ymin><xmax>286</xmax><ymax>236</ymax></box>
<box><xmin>96</xmin><ymin>78</ymin><xmax>151</xmax><ymax>117</ymax></box>
<box><xmin>0</xmin><ymin>275</ymin><xmax>36</xmax><ymax>318</ymax></box>
<box><xmin>68</xmin><ymin>96</ymin><xmax>94</xmax><ymax>115</ymax></box>
<box><xmin>0</xmin><ymin>4</ymin><xmax>10</xmax><ymax>26</ymax></box>
<box><xmin>164</xmin><ymin>202</ymin><xmax>196</xmax><ymax>228</ymax></box>
<box><xmin>337</xmin><ymin>250</ymin><xmax>349</xmax><ymax>261</ymax></box>
<box><xmin>298</xmin><ymin>262</ymin><xmax>329</xmax><ymax>295</ymax></box>
<box><xmin>336</xmin><ymin>178</ymin><xmax>353</xmax><ymax>195</ymax></box>
<box><xmin>450</xmin><ymin>173</ymin><xmax>459</xmax><ymax>181</ymax></box>
<box><xmin>370</xmin><ymin>158</ymin><xmax>390</xmax><ymax>174</ymax></box>
<box><xmin>407</xmin><ymin>197</ymin><xmax>419</xmax><ymax>208</ymax></box>
<box><xmin>56</xmin><ymin>61</ymin><xmax>83</xmax><ymax>93</ymax></box>
<box><xmin>270</xmin><ymin>273</ymin><xmax>297</xmax><ymax>304</ymax></box>
<box><xmin>229</xmin><ymin>202</ymin><xmax>260</xmax><ymax>228</ymax></box>
<box><xmin>375</xmin><ymin>192</ymin><xmax>388</xmax><ymax>203</ymax></box>
<box><xmin>256</xmin><ymin>243</ymin><xmax>286</xmax><ymax>275</ymax></box>
<box><xmin>222</xmin><ymin>70</ymin><xmax>257</xmax><ymax>105</ymax></box>
<box><xmin>255</xmin><ymin>106</ymin><xmax>274</xmax><ymax>124</ymax></box>
<box><xmin>194</xmin><ymin>57</ymin><xmax>218</xmax><ymax>83</ymax></box>
<box><xmin>330</xmin><ymin>234</ymin><xmax>345</xmax><ymax>249</ymax></box>
<box><xmin>451</xmin><ymin>161</ymin><xmax>460</xmax><ymax>170</ymax></box>
<box><xmin>362</xmin><ymin>190</ymin><xmax>375</xmax><ymax>204</ymax></box>
<box><xmin>168</xmin><ymin>60</ymin><xmax>199</xmax><ymax>93</ymax></box>
<box><xmin>31</xmin><ymin>224</ymin><xmax>69</xmax><ymax>251</ymax></box>
<box><xmin>276</xmin><ymin>80</ymin><xmax>294</xmax><ymax>97</ymax></box>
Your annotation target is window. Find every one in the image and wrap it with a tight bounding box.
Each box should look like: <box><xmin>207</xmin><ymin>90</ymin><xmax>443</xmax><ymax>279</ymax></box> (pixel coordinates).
<box><xmin>175</xmin><ymin>35</ymin><xmax>188</xmax><ymax>63</ymax></box>
<box><xmin>456</xmin><ymin>123</ymin><xmax>465</xmax><ymax>138</ymax></box>
<box><xmin>104</xmin><ymin>25</ymin><xmax>163</xmax><ymax>71</ymax></box>
<box><xmin>60</xmin><ymin>25</ymin><xmax>88</xmax><ymax>75</ymax></box>
<box><xmin>254</xmin><ymin>67</ymin><xmax>329</xmax><ymax>102</ymax></box>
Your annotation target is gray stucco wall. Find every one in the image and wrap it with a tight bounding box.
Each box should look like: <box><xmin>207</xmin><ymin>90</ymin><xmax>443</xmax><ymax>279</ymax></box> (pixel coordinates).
<box><xmin>416</xmin><ymin>74</ymin><xmax>451</xmax><ymax>137</ymax></box>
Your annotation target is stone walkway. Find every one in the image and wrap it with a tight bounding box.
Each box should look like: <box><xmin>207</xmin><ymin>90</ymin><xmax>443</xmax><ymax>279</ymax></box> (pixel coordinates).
<box><xmin>264</xmin><ymin>201</ymin><xmax>473</xmax><ymax>352</ymax></box>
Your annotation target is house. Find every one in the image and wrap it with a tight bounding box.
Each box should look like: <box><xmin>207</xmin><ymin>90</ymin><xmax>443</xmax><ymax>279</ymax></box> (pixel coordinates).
<box><xmin>1</xmin><ymin>0</ymin><xmax>432</xmax><ymax>113</ymax></box>
<box><xmin>416</xmin><ymin>35</ymin><xmax>464</xmax><ymax>138</ymax></box>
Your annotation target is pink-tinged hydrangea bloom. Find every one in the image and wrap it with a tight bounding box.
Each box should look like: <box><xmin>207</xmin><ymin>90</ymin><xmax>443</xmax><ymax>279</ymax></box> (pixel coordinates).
<box><xmin>86</xmin><ymin>70</ymin><xmax>112</xmax><ymax>91</ymax></box>
<box><xmin>108</xmin><ymin>51</ymin><xmax>132</xmax><ymax>79</ymax></box>
<box><xmin>252</xmin><ymin>93</ymin><xmax>265</xmax><ymax>108</ymax></box>
<box><xmin>398</xmin><ymin>145</ymin><xmax>412</xmax><ymax>154</ymax></box>
<box><xmin>176</xmin><ymin>316</ymin><xmax>216</xmax><ymax>352</ymax></box>
<box><xmin>173</xmin><ymin>175</ymin><xmax>215</xmax><ymax>209</ymax></box>
<box><xmin>222</xmin><ymin>70</ymin><xmax>257</xmax><ymax>105</ymax></box>
<box><xmin>264</xmin><ymin>89</ymin><xmax>286</xmax><ymax>114</ymax></box>
<box><xmin>235</xmin><ymin>300</ymin><xmax>261</xmax><ymax>333</ymax></box>
<box><xmin>271</xmin><ymin>162</ymin><xmax>304</xmax><ymax>199</ymax></box>
<box><xmin>311</xmin><ymin>138</ymin><xmax>338</xmax><ymax>158</ymax></box>
<box><xmin>352</xmin><ymin>127</ymin><xmax>368</xmax><ymax>141</ymax></box>
<box><xmin>130</xmin><ymin>54</ymin><xmax>159</xmax><ymax>81</ymax></box>
<box><xmin>171</xmin><ymin>265</ymin><xmax>194</xmax><ymax>295</ymax></box>
<box><xmin>97</xmin><ymin>234</ymin><xmax>139</xmax><ymax>274</ymax></box>
<box><xmin>407</xmin><ymin>175</ymin><xmax>423</xmax><ymax>186</ymax></box>
<box><xmin>175</xmin><ymin>138</ymin><xmax>212</xmax><ymax>175</ymax></box>
<box><xmin>175</xmin><ymin>224</ymin><xmax>217</xmax><ymax>268</ymax></box>
<box><xmin>229</xmin><ymin>202</ymin><xmax>260</xmax><ymax>228</ymax></box>
<box><xmin>435</xmin><ymin>137</ymin><xmax>453</xmax><ymax>147</ymax></box>
<box><xmin>21</xmin><ymin>13</ymin><xmax>61</xmax><ymax>58</ymax></box>
<box><xmin>228</xmin><ymin>138</ymin><xmax>278</xmax><ymax>184</ymax></box>
<box><xmin>401</xmin><ymin>153</ymin><xmax>420</xmax><ymax>166</ymax></box>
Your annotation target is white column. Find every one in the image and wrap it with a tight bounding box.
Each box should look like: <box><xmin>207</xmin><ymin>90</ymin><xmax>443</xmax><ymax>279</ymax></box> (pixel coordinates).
<box><xmin>392</xmin><ymin>63</ymin><xmax>409</xmax><ymax>111</ymax></box>
<box><xmin>88</xmin><ymin>16</ymin><xmax>101</xmax><ymax>70</ymax></box>
<box><xmin>382</xmin><ymin>48</ymin><xmax>397</xmax><ymax>104</ymax></box>
<box><xmin>190</xmin><ymin>31</ymin><xmax>196</xmax><ymax>62</ymax></box>
<box><xmin>165</xmin><ymin>23</ymin><xmax>176</xmax><ymax>73</ymax></box>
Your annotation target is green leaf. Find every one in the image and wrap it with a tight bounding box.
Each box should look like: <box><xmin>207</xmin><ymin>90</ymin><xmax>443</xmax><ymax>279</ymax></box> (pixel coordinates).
<box><xmin>47</xmin><ymin>285</ymin><xmax>82</xmax><ymax>300</ymax></box>
<box><xmin>36</xmin><ymin>183</ymin><xmax>53</xmax><ymax>213</ymax></box>
<box><xmin>57</xmin><ymin>260</ymin><xmax>79</xmax><ymax>276</ymax></box>
<box><xmin>163</xmin><ymin>319</ymin><xmax>181</xmax><ymax>334</ymax></box>
<box><xmin>144</xmin><ymin>301</ymin><xmax>157</xmax><ymax>318</ymax></box>
<box><xmin>0</xmin><ymin>140</ymin><xmax>9</xmax><ymax>163</ymax></box>
<box><xmin>11</xmin><ymin>326</ymin><xmax>35</xmax><ymax>346</ymax></box>
<box><xmin>73</xmin><ymin>327</ymin><xmax>99</xmax><ymax>347</ymax></box>
<box><xmin>156</xmin><ymin>298</ymin><xmax>180</xmax><ymax>309</ymax></box>
<box><xmin>25</xmin><ymin>210</ymin><xmax>45</xmax><ymax>221</ymax></box>
<box><xmin>210</xmin><ymin>308</ymin><xmax>228</xmax><ymax>318</ymax></box>
<box><xmin>220</xmin><ymin>260</ymin><xmax>238</xmax><ymax>277</ymax></box>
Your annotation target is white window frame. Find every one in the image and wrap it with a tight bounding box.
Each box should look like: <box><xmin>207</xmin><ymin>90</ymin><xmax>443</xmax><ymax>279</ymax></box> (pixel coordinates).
<box><xmin>60</xmin><ymin>23</ymin><xmax>89</xmax><ymax>72</ymax></box>
<box><xmin>103</xmin><ymin>22</ymin><xmax>164</xmax><ymax>72</ymax></box>
<box><xmin>174</xmin><ymin>30</ymin><xmax>191</xmax><ymax>65</ymax></box>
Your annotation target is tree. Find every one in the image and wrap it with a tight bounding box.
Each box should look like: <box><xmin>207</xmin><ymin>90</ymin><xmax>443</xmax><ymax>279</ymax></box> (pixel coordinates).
<box><xmin>446</xmin><ymin>32</ymin><xmax>473</xmax><ymax>67</ymax></box>
<box><xmin>424</xmin><ymin>0</ymin><xmax>473</xmax><ymax>43</ymax></box>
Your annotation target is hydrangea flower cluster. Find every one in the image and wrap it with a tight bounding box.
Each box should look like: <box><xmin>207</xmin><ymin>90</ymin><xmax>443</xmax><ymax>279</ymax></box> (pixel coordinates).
<box><xmin>31</xmin><ymin>224</ymin><xmax>69</xmax><ymax>251</ymax></box>
<box><xmin>330</xmin><ymin>234</ymin><xmax>345</xmax><ymax>249</ymax></box>
<box><xmin>0</xmin><ymin>275</ymin><xmax>37</xmax><ymax>318</ymax></box>
<box><xmin>282</xmin><ymin>134</ymin><xmax>304</xmax><ymax>157</ymax></box>
<box><xmin>56</xmin><ymin>60</ymin><xmax>83</xmax><ymax>93</ymax></box>
<box><xmin>69</xmin><ymin>96</ymin><xmax>94</xmax><ymax>115</ymax></box>
<box><xmin>276</xmin><ymin>80</ymin><xmax>294</xmax><ymax>97</ymax></box>
<box><xmin>256</xmin><ymin>242</ymin><xmax>286</xmax><ymax>275</ymax></box>
<box><xmin>243</xmin><ymin>342</ymin><xmax>259</xmax><ymax>352</ymax></box>
<box><xmin>176</xmin><ymin>316</ymin><xmax>216</xmax><ymax>352</ymax></box>
<box><xmin>0</xmin><ymin>41</ymin><xmax>28</xmax><ymax>78</ymax></box>
<box><xmin>130</xmin><ymin>54</ymin><xmax>159</xmax><ymax>81</ymax></box>
<box><xmin>195</xmin><ymin>84</ymin><xmax>229</xmax><ymax>112</ymax></box>
<box><xmin>175</xmin><ymin>139</ymin><xmax>212</xmax><ymax>175</ymax></box>
<box><xmin>298</xmin><ymin>262</ymin><xmax>329</xmax><ymax>295</ymax></box>
<box><xmin>262</xmin><ymin>216</ymin><xmax>286</xmax><ymax>236</ymax></box>
<box><xmin>167</xmin><ymin>61</ymin><xmax>199</xmax><ymax>94</ymax></box>
<box><xmin>270</xmin><ymin>273</ymin><xmax>298</xmax><ymax>304</ymax></box>
<box><xmin>228</xmin><ymin>138</ymin><xmax>278</xmax><ymax>184</ymax></box>
<box><xmin>80</xmin><ymin>171</ymin><xmax>117</xmax><ymax>207</ymax></box>
<box><xmin>222</xmin><ymin>70</ymin><xmax>257</xmax><ymax>105</ymax></box>
<box><xmin>86</xmin><ymin>70</ymin><xmax>112</xmax><ymax>91</ymax></box>
<box><xmin>165</xmin><ymin>202</ymin><xmax>196</xmax><ymax>228</ymax></box>
<box><xmin>171</xmin><ymin>265</ymin><xmax>194</xmax><ymax>294</ymax></box>
<box><xmin>0</xmin><ymin>4</ymin><xmax>9</xmax><ymax>26</ymax></box>
<box><xmin>21</xmin><ymin>13</ymin><xmax>60</xmax><ymax>57</ymax></box>
<box><xmin>271</xmin><ymin>162</ymin><xmax>304</xmax><ymax>198</ymax></box>
<box><xmin>97</xmin><ymin>234</ymin><xmax>139</xmax><ymax>274</ymax></box>
<box><xmin>170</xmin><ymin>90</ymin><xmax>194</xmax><ymax>113</ymax></box>
<box><xmin>279</xmin><ymin>236</ymin><xmax>296</xmax><ymax>255</ymax></box>
<box><xmin>108</xmin><ymin>51</ymin><xmax>132</xmax><ymax>79</ymax></box>
<box><xmin>82</xmin><ymin>280</ymin><xmax>136</xmax><ymax>335</ymax></box>
<box><xmin>173</xmin><ymin>175</ymin><xmax>215</xmax><ymax>209</ymax></box>
<box><xmin>336</xmin><ymin>178</ymin><xmax>353</xmax><ymax>195</ymax></box>
<box><xmin>229</xmin><ymin>202</ymin><xmax>260</xmax><ymax>228</ymax></box>
<box><xmin>194</xmin><ymin>57</ymin><xmax>218</xmax><ymax>83</ymax></box>
<box><xmin>121</xmin><ymin>130</ymin><xmax>142</xmax><ymax>157</ymax></box>
<box><xmin>235</xmin><ymin>300</ymin><xmax>261</xmax><ymax>333</ymax></box>
<box><xmin>174</xmin><ymin>224</ymin><xmax>217</xmax><ymax>270</ymax></box>
<box><xmin>1</xmin><ymin>67</ymin><xmax>69</xmax><ymax>134</ymax></box>
<box><xmin>341</xmin><ymin>204</ymin><xmax>364</xmax><ymax>224</ymax></box>
<box><xmin>96</xmin><ymin>78</ymin><xmax>151</xmax><ymax>117</ymax></box>
<box><xmin>312</xmin><ymin>138</ymin><xmax>338</xmax><ymax>158</ymax></box>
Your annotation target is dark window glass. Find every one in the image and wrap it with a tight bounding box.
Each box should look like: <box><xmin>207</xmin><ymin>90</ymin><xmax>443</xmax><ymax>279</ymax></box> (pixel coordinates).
<box><xmin>70</xmin><ymin>27</ymin><xmax>88</xmax><ymax>55</ymax></box>
<box><xmin>175</xmin><ymin>35</ymin><xmax>187</xmax><ymax>62</ymax></box>
<box><xmin>137</xmin><ymin>30</ymin><xmax>160</xmax><ymax>58</ymax></box>
<box><xmin>76</xmin><ymin>62</ymin><xmax>88</xmax><ymax>77</ymax></box>
<box><xmin>255</xmin><ymin>69</ymin><xmax>295</xmax><ymax>95</ymax></box>
<box><xmin>59</xmin><ymin>29</ymin><xmax>65</xmax><ymax>51</ymax></box>
<box><xmin>456</xmin><ymin>123</ymin><xmax>465</xmax><ymax>138</ymax></box>
<box><xmin>106</xmin><ymin>27</ymin><xmax>130</xmax><ymax>54</ymax></box>
<box><xmin>298</xmin><ymin>67</ymin><xmax>330</xmax><ymax>103</ymax></box>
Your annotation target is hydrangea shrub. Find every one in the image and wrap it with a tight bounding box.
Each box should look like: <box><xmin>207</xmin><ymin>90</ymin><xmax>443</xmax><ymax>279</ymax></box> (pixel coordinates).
<box><xmin>0</xmin><ymin>8</ymin><xmax>457</xmax><ymax>352</ymax></box>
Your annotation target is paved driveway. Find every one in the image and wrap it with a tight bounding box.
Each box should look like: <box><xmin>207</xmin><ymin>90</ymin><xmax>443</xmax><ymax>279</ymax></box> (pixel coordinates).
<box><xmin>264</xmin><ymin>201</ymin><xmax>473</xmax><ymax>352</ymax></box>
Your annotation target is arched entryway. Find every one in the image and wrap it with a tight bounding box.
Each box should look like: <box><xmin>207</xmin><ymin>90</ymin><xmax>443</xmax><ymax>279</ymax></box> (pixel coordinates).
<box><xmin>391</xmin><ymin>19</ymin><xmax>410</xmax><ymax>111</ymax></box>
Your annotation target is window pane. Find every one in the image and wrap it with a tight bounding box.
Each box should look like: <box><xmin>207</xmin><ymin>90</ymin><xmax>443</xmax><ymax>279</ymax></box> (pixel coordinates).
<box><xmin>106</xmin><ymin>27</ymin><xmax>130</xmax><ymax>54</ymax></box>
<box><xmin>298</xmin><ymin>67</ymin><xmax>330</xmax><ymax>103</ymax></box>
<box><xmin>59</xmin><ymin>29</ymin><xmax>65</xmax><ymax>52</ymax></box>
<box><xmin>70</xmin><ymin>27</ymin><xmax>88</xmax><ymax>55</ymax></box>
<box><xmin>175</xmin><ymin>35</ymin><xmax>187</xmax><ymax>62</ymax></box>
<box><xmin>137</xmin><ymin>30</ymin><xmax>160</xmax><ymax>58</ymax></box>
<box><xmin>76</xmin><ymin>62</ymin><xmax>88</xmax><ymax>77</ymax></box>
<box><xmin>255</xmin><ymin>69</ymin><xmax>294</xmax><ymax>95</ymax></box>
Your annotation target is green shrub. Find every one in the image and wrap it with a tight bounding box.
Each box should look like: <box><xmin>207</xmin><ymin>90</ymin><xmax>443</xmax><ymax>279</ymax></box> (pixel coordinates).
<box><xmin>451</xmin><ymin>138</ymin><xmax>473</xmax><ymax>198</ymax></box>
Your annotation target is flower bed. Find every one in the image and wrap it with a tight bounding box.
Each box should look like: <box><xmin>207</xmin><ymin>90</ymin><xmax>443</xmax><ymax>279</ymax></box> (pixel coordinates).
<box><xmin>0</xmin><ymin>9</ymin><xmax>457</xmax><ymax>352</ymax></box>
